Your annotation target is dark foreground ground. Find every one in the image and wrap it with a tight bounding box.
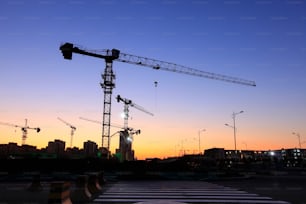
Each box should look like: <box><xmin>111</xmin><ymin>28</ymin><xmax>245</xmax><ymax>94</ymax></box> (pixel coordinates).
<box><xmin>212</xmin><ymin>174</ymin><xmax>306</xmax><ymax>204</ymax></box>
<box><xmin>0</xmin><ymin>172</ymin><xmax>306</xmax><ymax>204</ymax></box>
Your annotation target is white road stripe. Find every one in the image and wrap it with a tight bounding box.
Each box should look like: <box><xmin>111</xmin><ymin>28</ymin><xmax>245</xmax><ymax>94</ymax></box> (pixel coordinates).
<box><xmin>100</xmin><ymin>195</ymin><xmax>273</xmax><ymax>199</ymax></box>
<box><xmin>95</xmin><ymin>198</ymin><xmax>290</xmax><ymax>204</ymax></box>
<box><xmin>93</xmin><ymin>181</ymin><xmax>290</xmax><ymax>204</ymax></box>
<box><xmin>104</xmin><ymin>192</ymin><xmax>259</xmax><ymax>196</ymax></box>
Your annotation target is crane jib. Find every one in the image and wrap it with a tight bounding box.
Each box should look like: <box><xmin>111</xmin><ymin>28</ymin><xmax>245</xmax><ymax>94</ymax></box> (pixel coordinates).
<box><xmin>60</xmin><ymin>42</ymin><xmax>256</xmax><ymax>87</ymax></box>
<box><xmin>116</xmin><ymin>53</ymin><xmax>256</xmax><ymax>87</ymax></box>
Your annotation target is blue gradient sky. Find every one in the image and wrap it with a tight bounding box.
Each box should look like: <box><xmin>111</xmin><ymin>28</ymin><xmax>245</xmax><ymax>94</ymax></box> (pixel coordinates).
<box><xmin>1</xmin><ymin>0</ymin><xmax>305</xmax><ymax>159</ymax></box>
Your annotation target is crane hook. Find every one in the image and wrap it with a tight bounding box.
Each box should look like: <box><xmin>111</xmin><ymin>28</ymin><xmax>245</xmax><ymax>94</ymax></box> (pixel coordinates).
<box><xmin>154</xmin><ymin>81</ymin><xmax>158</xmax><ymax>87</ymax></box>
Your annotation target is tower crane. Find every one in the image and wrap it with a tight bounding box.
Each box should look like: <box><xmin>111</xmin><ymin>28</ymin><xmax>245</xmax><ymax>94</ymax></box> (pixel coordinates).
<box><xmin>0</xmin><ymin>119</ymin><xmax>40</xmax><ymax>145</ymax></box>
<box><xmin>116</xmin><ymin>94</ymin><xmax>153</xmax><ymax>130</ymax></box>
<box><xmin>57</xmin><ymin>117</ymin><xmax>76</xmax><ymax>148</ymax></box>
<box><xmin>59</xmin><ymin>42</ymin><xmax>256</xmax><ymax>158</ymax></box>
<box><xmin>116</xmin><ymin>95</ymin><xmax>150</xmax><ymax>162</ymax></box>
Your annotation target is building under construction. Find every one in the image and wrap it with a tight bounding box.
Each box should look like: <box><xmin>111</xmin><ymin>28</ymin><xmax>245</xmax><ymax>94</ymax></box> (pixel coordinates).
<box><xmin>115</xmin><ymin>130</ymin><xmax>134</xmax><ymax>162</ymax></box>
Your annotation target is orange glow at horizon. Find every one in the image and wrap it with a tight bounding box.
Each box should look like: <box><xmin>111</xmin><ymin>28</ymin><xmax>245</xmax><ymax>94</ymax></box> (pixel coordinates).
<box><xmin>0</xmin><ymin>115</ymin><xmax>302</xmax><ymax>161</ymax></box>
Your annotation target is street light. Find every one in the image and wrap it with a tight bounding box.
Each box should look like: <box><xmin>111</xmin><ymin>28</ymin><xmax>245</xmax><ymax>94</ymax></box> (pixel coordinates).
<box><xmin>225</xmin><ymin>110</ymin><xmax>244</xmax><ymax>152</ymax></box>
<box><xmin>198</xmin><ymin>129</ymin><xmax>206</xmax><ymax>154</ymax></box>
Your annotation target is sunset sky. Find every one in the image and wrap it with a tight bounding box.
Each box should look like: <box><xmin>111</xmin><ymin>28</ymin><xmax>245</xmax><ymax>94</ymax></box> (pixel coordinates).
<box><xmin>0</xmin><ymin>0</ymin><xmax>305</xmax><ymax>160</ymax></box>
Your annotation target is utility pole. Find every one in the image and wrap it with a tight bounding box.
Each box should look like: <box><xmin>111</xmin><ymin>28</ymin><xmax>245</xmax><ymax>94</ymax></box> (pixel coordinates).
<box><xmin>225</xmin><ymin>110</ymin><xmax>244</xmax><ymax>152</ymax></box>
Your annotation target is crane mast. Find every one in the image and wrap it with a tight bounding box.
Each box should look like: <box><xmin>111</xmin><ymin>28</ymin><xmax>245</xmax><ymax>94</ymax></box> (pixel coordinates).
<box><xmin>0</xmin><ymin>119</ymin><xmax>40</xmax><ymax>145</ymax></box>
<box><xmin>59</xmin><ymin>42</ymin><xmax>256</xmax><ymax>158</ymax></box>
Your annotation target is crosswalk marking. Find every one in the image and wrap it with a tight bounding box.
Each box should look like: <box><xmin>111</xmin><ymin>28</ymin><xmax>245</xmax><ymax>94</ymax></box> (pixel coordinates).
<box><xmin>93</xmin><ymin>181</ymin><xmax>290</xmax><ymax>204</ymax></box>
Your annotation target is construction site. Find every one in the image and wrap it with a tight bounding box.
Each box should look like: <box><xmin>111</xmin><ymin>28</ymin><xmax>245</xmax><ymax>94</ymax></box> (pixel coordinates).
<box><xmin>56</xmin><ymin>42</ymin><xmax>256</xmax><ymax>161</ymax></box>
<box><xmin>2</xmin><ymin>41</ymin><xmax>256</xmax><ymax>161</ymax></box>
<box><xmin>1</xmin><ymin>42</ymin><xmax>305</xmax><ymax>204</ymax></box>
<box><xmin>1</xmin><ymin>1</ymin><xmax>306</xmax><ymax>203</ymax></box>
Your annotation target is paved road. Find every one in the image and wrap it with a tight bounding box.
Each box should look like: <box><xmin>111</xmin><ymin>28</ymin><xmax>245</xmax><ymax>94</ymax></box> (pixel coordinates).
<box><xmin>211</xmin><ymin>175</ymin><xmax>306</xmax><ymax>204</ymax></box>
<box><xmin>91</xmin><ymin>180</ymin><xmax>290</xmax><ymax>204</ymax></box>
<box><xmin>0</xmin><ymin>181</ymin><xmax>50</xmax><ymax>204</ymax></box>
<box><xmin>1</xmin><ymin>174</ymin><xmax>305</xmax><ymax>204</ymax></box>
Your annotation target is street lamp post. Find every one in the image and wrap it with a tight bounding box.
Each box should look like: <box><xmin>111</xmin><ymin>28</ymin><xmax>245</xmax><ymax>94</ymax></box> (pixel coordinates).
<box><xmin>198</xmin><ymin>129</ymin><xmax>206</xmax><ymax>154</ymax></box>
<box><xmin>225</xmin><ymin>110</ymin><xmax>244</xmax><ymax>152</ymax></box>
